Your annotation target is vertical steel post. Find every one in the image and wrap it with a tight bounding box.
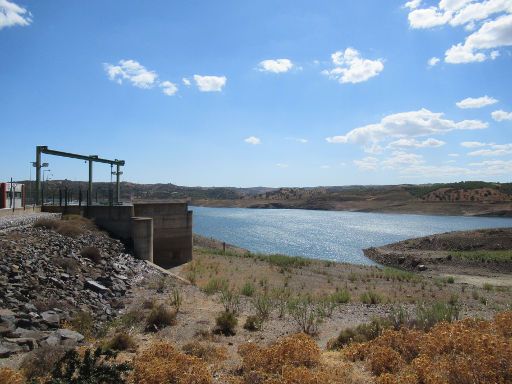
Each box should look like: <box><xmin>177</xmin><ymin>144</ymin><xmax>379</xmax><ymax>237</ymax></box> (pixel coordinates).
<box><xmin>35</xmin><ymin>147</ymin><xmax>42</xmax><ymax>205</ymax></box>
<box><xmin>88</xmin><ymin>159</ymin><xmax>93</xmax><ymax>206</ymax></box>
<box><xmin>116</xmin><ymin>164</ymin><xmax>121</xmax><ymax>204</ymax></box>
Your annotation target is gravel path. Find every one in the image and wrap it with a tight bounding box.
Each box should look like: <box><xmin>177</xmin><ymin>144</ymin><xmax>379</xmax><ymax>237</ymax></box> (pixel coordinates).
<box><xmin>0</xmin><ymin>212</ymin><xmax>60</xmax><ymax>231</ymax></box>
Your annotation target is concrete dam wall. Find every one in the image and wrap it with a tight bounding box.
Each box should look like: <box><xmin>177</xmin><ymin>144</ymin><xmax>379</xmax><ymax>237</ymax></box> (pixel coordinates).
<box><xmin>41</xmin><ymin>202</ymin><xmax>193</xmax><ymax>268</ymax></box>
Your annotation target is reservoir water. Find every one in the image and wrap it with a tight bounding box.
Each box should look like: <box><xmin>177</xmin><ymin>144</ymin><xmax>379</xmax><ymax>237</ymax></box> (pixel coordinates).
<box><xmin>192</xmin><ymin>206</ymin><xmax>512</xmax><ymax>265</ymax></box>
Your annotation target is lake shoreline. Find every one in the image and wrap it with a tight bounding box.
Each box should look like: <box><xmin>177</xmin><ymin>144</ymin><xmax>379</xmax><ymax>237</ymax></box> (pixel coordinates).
<box><xmin>192</xmin><ymin>198</ymin><xmax>512</xmax><ymax>218</ymax></box>
<box><xmin>191</xmin><ymin>205</ymin><xmax>512</xmax><ymax>266</ymax></box>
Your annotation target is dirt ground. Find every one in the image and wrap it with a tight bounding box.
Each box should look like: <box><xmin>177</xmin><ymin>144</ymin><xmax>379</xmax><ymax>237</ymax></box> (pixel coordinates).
<box><xmin>95</xmin><ymin>233</ymin><xmax>509</xmax><ymax>381</ymax></box>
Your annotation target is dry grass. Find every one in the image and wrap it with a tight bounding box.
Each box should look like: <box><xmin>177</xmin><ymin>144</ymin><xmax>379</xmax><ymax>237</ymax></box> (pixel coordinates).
<box><xmin>19</xmin><ymin>345</ymin><xmax>69</xmax><ymax>380</ymax></box>
<box><xmin>0</xmin><ymin>367</ymin><xmax>25</xmax><ymax>384</ymax></box>
<box><xmin>80</xmin><ymin>246</ymin><xmax>102</xmax><ymax>264</ymax></box>
<box><xmin>33</xmin><ymin>214</ymin><xmax>97</xmax><ymax>238</ymax></box>
<box><xmin>345</xmin><ymin>311</ymin><xmax>512</xmax><ymax>383</ymax></box>
<box><xmin>145</xmin><ymin>305</ymin><xmax>177</xmax><ymax>332</ymax></box>
<box><xmin>236</xmin><ymin>333</ymin><xmax>364</xmax><ymax>384</ymax></box>
<box><xmin>103</xmin><ymin>332</ymin><xmax>137</xmax><ymax>351</ymax></box>
<box><xmin>132</xmin><ymin>341</ymin><xmax>212</xmax><ymax>384</ymax></box>
<box><xmin>182</xmin><ymin>341</ymin><xmax>228</xmax><ymax>363</ymax></box>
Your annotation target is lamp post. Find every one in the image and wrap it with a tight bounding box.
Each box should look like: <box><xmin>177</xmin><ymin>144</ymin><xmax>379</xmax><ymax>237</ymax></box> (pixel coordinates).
<box><xmin>33</xmin><ymin>161</ymin><xmax>49</xmax><ymax>206</ymax></box>
<box><xmin>42</xmin><ymin>169</ymin><xmax>51</xmax><ymax>205</ymax></box>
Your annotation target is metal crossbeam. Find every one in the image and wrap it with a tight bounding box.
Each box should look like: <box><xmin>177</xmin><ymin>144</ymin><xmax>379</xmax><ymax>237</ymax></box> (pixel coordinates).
<box><xmin>35</xmin><ymin>146</ymin><xmax>125</xmax><ymax>206</ymax></box>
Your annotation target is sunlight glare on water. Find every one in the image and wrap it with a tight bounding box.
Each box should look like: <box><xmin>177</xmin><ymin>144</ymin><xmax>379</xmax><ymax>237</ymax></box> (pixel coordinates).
<box><xmin>192</xmin><ymin>206</ymin><xmax>512</xmax><ymax>265</ymax></box>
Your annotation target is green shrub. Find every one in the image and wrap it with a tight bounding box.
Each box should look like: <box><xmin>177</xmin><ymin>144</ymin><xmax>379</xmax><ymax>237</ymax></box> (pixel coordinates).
<box><xmin>220</xmin><ymin>287</ymin><xmax>241</xmax><ymax>315</ymax></box>
<box><xmin>327</xmin><ymin>317</ymin><xmax>392</xmax><ymax>350</ymax></box>
<box><xmin>272</xmin><ymin>287</ymin><xmax>291</xmax><ymax>318</ymax></box>
<box><xmin>215</xmin><ymin>311</ymin><xmax>238</xmax><ymax>336</ymax></box>
<box><xmin>382</xmin><ymin>267</ymin><xmax>418</xmax><ymax>282</ymax></box>
<box><xmin>287</xmin><ymin>297</ymin><xmax>324</xmax><ymax>335</ymax></box>
<box><xmin>253</xmin><ymin>293</ymin><xmax>273</xmax><ymax>320</ymax></box>
<box><xmin>103</xmin><ymin>332</ymin><xmax>136</xmax><ymax>351</ymax></box>
<box><xmin>69</xmin><ymin>311</ymin><xmax>95</xmax><ymax>339</ymax></box>
<box><xmin>20</xmin><ymin>345</ymin><xmax>69</xmax><ymax>380</ymax></box>
<box><xmin>38</xmin><ymin>347</ymin><xmax>131</xmax><ymax>384</ymax></box>
<box><xmin>446</xmin><ymin>276</ymin><xmax>455</xmax><ymax>284</ymax></box>
<box><xmin>170</xmin><ymin>287</ymin><xmax>183</xmax><ymax>313</ymax></box>
<box><xmin>330</xmin><ymin>288</ymin><xmax>350</xmax><ymax>304</ymax></box>
<box><xmin>243</xmin><ymin>315</ymin><xmax>262</xmax><ymax>331</ymax></box>
<box><xmin>145</xmin><ymin>305</ymin><xmax>177</xmax><ymax>332</ymax></box>
<box><xmin>202</xmin><ymin>278</ymin><xmax>228</xmax><ymax>295</ymax></box>
<box><xmin>388</xmin><ymin>305</ymin><xmax>411</xmax><ymax>330</ymax></box>
<box><xmin>483</xmin><ymin>283</ymin><xmax>494</xmax><ymax>291</ymax></box>
<box><xmin>259</xmin><ymin>253</ymin><xmax>311</xmax><ymax>269</ymax></box>
<box><xmin>240</xmin><ymin>281</ymin><xmax>255</xmax><ymax>297</ymax></box>
<box><xmin>360</xmin><ymin>291</ymin><xmax>383</xmax><ymax>305</ymax></box>
<box><xmin>415</xmin><ymin>301</ymin><xmax>460</xmax><ymax>331</ymax></box>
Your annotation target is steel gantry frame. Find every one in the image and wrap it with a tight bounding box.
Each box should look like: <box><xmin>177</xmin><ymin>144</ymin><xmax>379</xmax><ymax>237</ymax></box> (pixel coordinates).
<box><xmin>35</xmin><ymin>146</ymin><xmax>125</xmax><ymax>206</ymax></box>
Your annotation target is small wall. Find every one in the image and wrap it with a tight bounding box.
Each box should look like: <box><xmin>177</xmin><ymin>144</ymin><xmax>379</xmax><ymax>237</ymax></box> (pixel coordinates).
<box><xmin>131</xmin><ymin>217</ymin><xmax>153</xmax><ymax>262</ymax></box>
<box><xmin>85</xmin><ymin>205</ymin><xmax>135</xmax><ymax>242</ymax></box>
<box><xmin>134</xmin><ymin>202</ymin><xmax>193</xmax><ymax>268</ymax></box>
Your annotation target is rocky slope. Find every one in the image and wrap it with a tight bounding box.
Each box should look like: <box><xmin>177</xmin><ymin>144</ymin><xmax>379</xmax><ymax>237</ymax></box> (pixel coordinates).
<box><xmin>0</xmin><ymin>214</ymin><xmax>160</xmax><ymax>358</ymax></box>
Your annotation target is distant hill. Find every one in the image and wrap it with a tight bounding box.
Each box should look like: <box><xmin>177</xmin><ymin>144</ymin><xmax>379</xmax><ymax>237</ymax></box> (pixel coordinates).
<box><xmin>22</xmin><ymin>180</ymin><xmax>512</xmax><ymax>216</ymax></box>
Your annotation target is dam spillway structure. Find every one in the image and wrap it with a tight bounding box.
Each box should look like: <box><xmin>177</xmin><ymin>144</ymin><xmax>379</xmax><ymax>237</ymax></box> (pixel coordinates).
<box><xmin>35</xmin><ymin>145</ymin><xmax>192</xmax><ymax>268</ymax></box>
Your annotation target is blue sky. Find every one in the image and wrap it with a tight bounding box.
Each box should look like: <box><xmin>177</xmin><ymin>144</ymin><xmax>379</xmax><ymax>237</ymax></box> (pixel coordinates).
<box><xmin>1</xmin><ymin>0</ymin><xmax>512</xmax><ymax>187</ymax></box>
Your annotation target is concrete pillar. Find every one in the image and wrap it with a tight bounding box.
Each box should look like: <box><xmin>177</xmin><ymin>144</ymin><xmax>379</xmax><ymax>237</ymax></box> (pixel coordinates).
<box><xmin>88</xmin><ymin>160</ymin><xmax>93</xmax><ymax>206</ymax></box>
<box><xmin>131</xmin><ymin>217</ymin><xmax>153</xmax><ymax>262</ymax></box>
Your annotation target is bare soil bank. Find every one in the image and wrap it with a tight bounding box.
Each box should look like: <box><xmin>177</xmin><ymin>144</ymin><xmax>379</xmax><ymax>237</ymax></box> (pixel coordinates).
<box><xmin>364</xmin><ymin>228</ymin><xmax>512</xmax><ymax>287</ymax></box>
<box><xmin>192</xmin><ymin>198</ymin><xmax>512</xmax><ymax>217</ymax></box>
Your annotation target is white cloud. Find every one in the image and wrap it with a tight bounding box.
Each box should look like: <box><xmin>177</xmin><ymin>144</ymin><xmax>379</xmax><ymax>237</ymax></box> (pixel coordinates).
<box><xmin>276</xmin><ymin>163</ymin><xmax>289</xmax><ymax>168</ymax></box>
<box><xmin>286</xmin><ymin>137</ymin><xmax>308</xmax><ymax>143</ymax></box>
<box><xmin>468</xmin><ymin>143</ymin><xmax>512</xmax><ymax>156</ymax></box>
<box><xmin>0</xmin><ymin>0</ymin><xmax>32</xmax><ymax>30</ymax></box>
<box><xmin>448</xmin><ymin>153</ymin><xmax>460</xmax><ymax>157</ymax></box>
<box><xmin>326</xmin><ymin>108</ymin><xmax>487</xmax><ymax>146</ymax></box>
<box><xmin>428</xmin><ymin>56</ymin><xmax>441</xmax><ymax>66</ymax></box>
<box><xmin>104</xmin><ymin>59</ymin><xmax>158</xmax><ymax>89</ymax></box>
<box><xmin>492</xmin><ymin>109</ymin><xmax>512</xmax><ymax>121</ymax></box>
<box><xmin>449</xmin><ymin>0</ymin><xmax>512</xmax><ymax>27</ymax></box>
<box><xmin>408</xmin><ymin>7</ymin><xmax>452</xmax><ymax>28</ymax></box>
<box><xmin>445</xmin><ymin>13</ymin><xmax>512</xmax><ymax>63</ymax></box>
<box><xmin>439</xmin><ymin>0</ymin><xmax>473</xmax><ymax>12</ymax></box>
<box><xmin>382</xmin><ymin>151</ymin><xmax>425</xmax><ymax>168</ymax></box>
<box><xmin>354</xmin><ymin>157</ymin><xmax>379</xmax><ymax>171</ymax></box>
<box><xmin>469</xmin><ymin>160</ymin><xmax>512</xmax><ymax>175</ymax></box>
<box><xmin>405</xmin><ymin>1</ymin><xmax>512</xmax><ymax>64</ymax></box>
<box><xmin>461</xmin><ymin>141</ymin><xmax>488</xmax><ymax>148</ymax></box>
<box><xmin>323</xmin><ymin>48</ymin><xmax>384</xmax><ymax>84</ymax></box>
<box><xmin>244</xmin><ymin>136</ymin><xmax>261</xmax><ymax>145</ymax></box>
<box><xmin>193</xmin><ymin>75</ymin><xmax>227</xmax><ymax>92</ymax></box>
<box><xmin>404</xmin><ymin>0</ymin><xmax>422</xmax><ymax>10</ymax></box>
<box><xmin>388</xmin><ymin>138</ymin><xmax>446</xmax><ymax>148</ymax></box>
<box><xmin>258</xmin><ymin>59</ymin><xmax>294</xmax><ymax>73</ymax></box>
<box><xmin>456</xmin><ymin>95</ymin><xmax>498</xmax><ymax>108</ymax></box>
<box><xmin>491</xmin><ymin>50</ymin><xmax>501</xmax><ymax>59</ymax></box>
<box><xmin>160</xmin><ymin>81</ymin><xmax>178</xmax><ymax>96</ymax></box>
<box><xmin>182</xmin><ymin>78</ymin><xmax>191</xmax><ymax>86</ymax></box>
<box><xmin>400</xmin><ymin>164</ymin><xmax>473</xmax><ymax>177</ymax></box>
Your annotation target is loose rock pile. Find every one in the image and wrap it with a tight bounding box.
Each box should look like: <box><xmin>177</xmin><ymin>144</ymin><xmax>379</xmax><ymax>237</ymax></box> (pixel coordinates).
<box><xmin>0</xmin><ymin>217</ymin><xmax>159</xmax><ymax>358</ymax></box>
